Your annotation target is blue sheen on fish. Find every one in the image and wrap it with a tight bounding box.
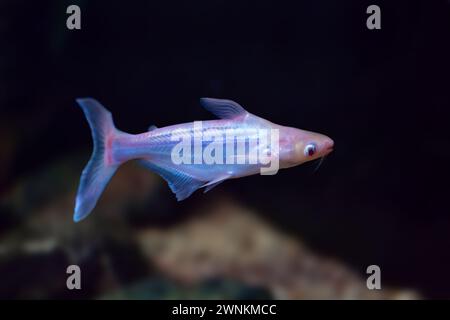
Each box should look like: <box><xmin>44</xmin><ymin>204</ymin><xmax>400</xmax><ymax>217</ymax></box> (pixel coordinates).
<box><xmin>73</xmin><ymin>98</ymin><xmax>333</xmax><ymax>222</ymax></box>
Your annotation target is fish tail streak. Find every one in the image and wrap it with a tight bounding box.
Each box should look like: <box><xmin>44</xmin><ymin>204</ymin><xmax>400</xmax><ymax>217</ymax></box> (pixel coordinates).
<box><xmin>74</xmin><ymin>98</ymin><xmax>123</xmax><ymax>222</ymax></box>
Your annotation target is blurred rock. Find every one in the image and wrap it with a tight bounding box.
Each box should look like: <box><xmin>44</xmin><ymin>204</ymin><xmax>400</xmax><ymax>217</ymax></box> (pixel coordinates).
<box><xmin>136</xmin><ymin>199</ymin><xmax>420</xmax><ymax>299</ymax></box>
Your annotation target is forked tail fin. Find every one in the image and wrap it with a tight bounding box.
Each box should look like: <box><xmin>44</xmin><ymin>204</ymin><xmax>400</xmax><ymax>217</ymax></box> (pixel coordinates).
<box><xmin>74</xmin><ymin>98</ymin><xmax>122</xmax><ymax>222</ymax></box>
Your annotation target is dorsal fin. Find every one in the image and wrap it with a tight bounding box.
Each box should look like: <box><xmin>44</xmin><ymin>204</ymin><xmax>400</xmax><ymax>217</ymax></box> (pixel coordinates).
<box><xmin>200</xmin><ymin>98</ymin><xmax>247</xmax><ymax>119</ymax></box>
<box><xmin>148</xmin><ymin>125</ymin><xmax>158</xmax><ymax>131</ymax></box>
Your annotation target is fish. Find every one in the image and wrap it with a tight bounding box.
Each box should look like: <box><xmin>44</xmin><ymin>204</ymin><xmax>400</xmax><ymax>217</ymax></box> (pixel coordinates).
<box><xmin>73</xmin><ymin>98</ymin><xmax>334</xmax><ymax>222</ymax></box>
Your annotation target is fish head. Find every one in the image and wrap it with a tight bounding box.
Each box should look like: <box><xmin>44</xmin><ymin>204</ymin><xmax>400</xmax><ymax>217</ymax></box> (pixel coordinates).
<box><xmin>279</xmin><ymin>127</ymin><xmax>334</xmax><ymax>167</ymax></box>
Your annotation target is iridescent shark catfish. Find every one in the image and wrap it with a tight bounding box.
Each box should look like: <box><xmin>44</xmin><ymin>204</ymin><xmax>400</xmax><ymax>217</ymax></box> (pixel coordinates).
<box><xmin>73</xmin><ymin>98</ymin><xmax>334</xmax><ymax>222</ymax></box>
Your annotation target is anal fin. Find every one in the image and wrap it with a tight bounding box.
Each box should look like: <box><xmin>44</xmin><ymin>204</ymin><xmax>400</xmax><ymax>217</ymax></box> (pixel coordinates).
<box><xmin>202</xmin><ymin>175</ymin><xmax>230</xmax><ymax>193</ymax></box>
<box><xmin>139</xmin><ymin>160</ymin><xmax>204</xmax><ymax>201</ymax></box>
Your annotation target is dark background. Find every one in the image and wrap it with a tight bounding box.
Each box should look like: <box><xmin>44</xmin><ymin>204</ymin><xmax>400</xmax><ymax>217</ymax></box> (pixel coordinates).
<box><xmin>1</xmin><ymin>0</ymin><xmax>450</xmax><ymax>298</ymax></box>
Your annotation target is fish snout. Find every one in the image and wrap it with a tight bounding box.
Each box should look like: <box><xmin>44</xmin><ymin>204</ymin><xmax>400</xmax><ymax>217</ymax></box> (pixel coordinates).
<box><xmin>324</xmin><ymin>138</ymin><xmax>334</xmax><ymax>155</ymax></box>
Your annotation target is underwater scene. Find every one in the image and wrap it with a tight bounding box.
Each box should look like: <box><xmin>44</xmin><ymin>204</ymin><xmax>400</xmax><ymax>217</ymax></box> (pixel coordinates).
<box><xmin>1</xmin><ymin>0</ymin><xmax>449</xmax><ymax>301</ymax></box>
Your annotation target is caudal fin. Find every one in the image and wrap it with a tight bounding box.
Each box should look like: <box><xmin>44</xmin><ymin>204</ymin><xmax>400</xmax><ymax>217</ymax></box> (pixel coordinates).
<box><xmin>74</xmin><ymin>98</ymin><xmax>121</xmax><ymax>222</ymax></box>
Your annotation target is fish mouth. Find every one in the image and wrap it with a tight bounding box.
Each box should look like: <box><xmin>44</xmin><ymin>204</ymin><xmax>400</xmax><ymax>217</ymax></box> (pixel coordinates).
<box><xmin>324</xmin><ymin>139</ymin><xmax>334</xmax><ymax>155</ymax></box>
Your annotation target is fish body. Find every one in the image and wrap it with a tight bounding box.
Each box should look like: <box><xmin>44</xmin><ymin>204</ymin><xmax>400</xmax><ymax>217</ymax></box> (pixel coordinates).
<box><xmin>74</xmin><ymin>98</ymin><xmax>333</xmax><ymax>222</ymax></box>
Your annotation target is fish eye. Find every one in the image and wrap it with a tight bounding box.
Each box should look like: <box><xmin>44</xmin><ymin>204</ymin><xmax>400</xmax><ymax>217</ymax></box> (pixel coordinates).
<box><xmin>304</xmin><ymin>143</ymin><xmax>317</xmax><ymax>156</ymax></box>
